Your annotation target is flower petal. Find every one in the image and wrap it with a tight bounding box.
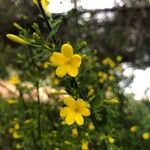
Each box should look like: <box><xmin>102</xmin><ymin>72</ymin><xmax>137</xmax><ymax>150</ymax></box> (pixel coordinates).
<box><xmin>67</xmin><ymin>65</ymin><xmax>78</xmax><ymax>77</ymax></box>
<box><xmin>65</xmin><ymin>111</ymin><xmax>75</xmax><ymax>125</ymax></box>
<box><xmin>60</xmin><ymin>107</ymin><xmax>71</xmax><ymax>118</ymax></box>
<box><xmin>70</xmin><ymin>54</ymin><xmax>81</xmax><ymax>68</ymax></box>
<box><xmin>80</xmin><ymin>108</ymin><xmax>90</xmax><ymax>116</ymax></box>
<box><xmin>76</xmin><ymin>99</ymin><xmax>87</xmax><ymax>107</ymax></box>
<box><xmin>61</xmin><ymin>44</ymin><xmax>73</xmax><ymax>58</ymax></box>
<box><xmin>64</xmin><ymin>97</ymin><xmax>75</xmax><ymax>109</ymax></box>
<box><xmin>74</xmin><ymin>113</ymin><xmax>84</xmax><ymax>125</ymax></box>
<box><xmin>50</xmin><ymin>52</ymin><xmax>66</xmax><ymax>66</ymax></box>
<box><xmin>56</xmin><ymin>65</ymin><xmax>67</xmax><ymax>78</ymax></box>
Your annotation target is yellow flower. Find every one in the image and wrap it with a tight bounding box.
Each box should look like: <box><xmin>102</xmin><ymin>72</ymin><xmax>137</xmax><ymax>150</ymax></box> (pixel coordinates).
<box><xmin>71</xmin><ymin>128</ymin><xmax>78</xmax><ymax>137</ymax></box>
<box><xmin>88</xmin><ymin>122</ymin><xmax>95</xmax><ymax>130</ymax></box>
<box><xmin>142</xmin><ymin>132</ymin><xmax>149</xmax><ymax>140</ymax></box>
<box><xmin>81</xmin><ymin>141</ymin><xmax>89</xmax><ymax>150</ymax></box>
<box><xmin>33</xmin><ymin>0</ymin><xmax>49</xmax><ymax>12</ymax></box>
<box><xmin>8</xmin><ymin>75</ymin><xmax>21</xmax><ymax>85</ymax></box>
<box><xmin>15</xmin><ymin>144</ymin><xmax>21</xmax><ymax>149</ymax></box>
<box><xmin>14</xmin><ymin>123</ymin><xmax>20</xmax><ymax>130</ymax></box>
<box><xmin>6</xmin><ymin>34</ymin><xmax>28</xmax><ymax>45</ymax></box>
<box><xmin>108</xmin><ymin>136</ymin><xmax>115</xmax><ymax>144</ymax></box>
<box><xmin>12</xmin><ymin>131</ymin><xmax>22</xmax><ymax>139</ymax></box>
<box><xmin>102</xmin><ymin>57</ymin><xmax>115</xmax><ymax>68</ymax></box>
<box><xmin>108</xmin><ymin>75</ymin><xmax>115</xmax><ymax>81</ymax></box>
<box><xmin>60</xmin><ymin>97</ymin><xmax>90</xmax><ymax>125</ymax></box>
<box><xmin>116</xmin><ymin>55</ymin><xmax>123</xmax><ymax>62</ymax></box>
<box><xmin>130</xmin><ymin>126</ymin><xmax>137</xmax><ymax>133</ymax></box>
<box><xmin>50</xmin><ymin>44</ymin><xmax>81</xmax><ymax>78</ymax></box>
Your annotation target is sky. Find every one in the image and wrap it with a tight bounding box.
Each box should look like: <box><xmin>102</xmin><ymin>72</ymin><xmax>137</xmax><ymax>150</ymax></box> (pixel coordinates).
<box><xmin>49</xmin><ymin>0</ymin><xmax>123</xmax><ymax>13</ymax></box>
<box><xmin>48</xmin><ymin>0</ymin><xmax>150</xmax><ymax>101</ymax></box>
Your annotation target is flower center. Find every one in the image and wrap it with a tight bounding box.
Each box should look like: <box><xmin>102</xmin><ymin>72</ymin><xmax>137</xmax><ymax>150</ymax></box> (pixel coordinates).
<box><xmin>65</xmin><ymin>59</ymin><xmax>71</xmax><ymax>65</ymax></box>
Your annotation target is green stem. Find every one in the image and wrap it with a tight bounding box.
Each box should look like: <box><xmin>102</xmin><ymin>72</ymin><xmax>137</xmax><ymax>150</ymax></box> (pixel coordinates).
<box><xmin>36</xmin><ymin>81</ymin><xmax>41</xmax><ymax>139</ymax></box>
<box><xmin>37</xmin><ymin>0</ymin><xmax>57</xmax><ymax>44</ymax></box>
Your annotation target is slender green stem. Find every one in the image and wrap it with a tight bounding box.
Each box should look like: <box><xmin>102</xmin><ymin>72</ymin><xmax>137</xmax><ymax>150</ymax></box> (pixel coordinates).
<box><xmin>36</xmin><ymin>81</ymin><xmax>41</xmax><ymax>139</ymax></box>
<box><xmin>37</xmin><ymin>0</ymin><xmax>57</xmax><ymax>44</ymax></box>
<box><xmin>73</xmin><ymin>78</ymin><xmax>85</xmax><ymax>99</ymax></box>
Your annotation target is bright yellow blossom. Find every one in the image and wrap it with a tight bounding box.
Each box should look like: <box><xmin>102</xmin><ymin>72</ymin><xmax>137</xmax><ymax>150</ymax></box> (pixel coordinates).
<box><xmin>33</xmin><ymin>0</ymin><xmax>49</xmax><ymax>12</ymax></box>
<box><xmin>6</xmin><ymin>34</ymin><xmax>28</xmax><ymax>45</ymax></box>
<box><xmin>8</xmin><ymin>75</ymin><xmax>21</xmax><ymax>85</ymax></box>
<box><xmin>60</xmin><ymin>97</ymin><xmax>90</xmax><ymax>125</ymax></box>
<box><xmin>142</xmin><ymin>132</ymin><xmax>149</xmax><ymax>140</ymax></box>
<box><xmin>130</xmin><ymin>126</ymin><xmax>137</xmax><ymax>133</ymax></box>
<box><xmin>50</xmin><ymin>44</ymin><xmax>81</xmax><ymax>78</ymax></box>
<box><xmin>81</xmin><ymin>141</ymin><xmax>89</xmax><ymax>150</ymax></box>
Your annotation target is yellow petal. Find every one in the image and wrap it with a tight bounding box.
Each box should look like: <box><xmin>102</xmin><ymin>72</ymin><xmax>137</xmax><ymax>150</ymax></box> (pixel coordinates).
<box><xmin>50</xmin><ymin>52</ymin><xmax>67</xmax><ymax>66</ymax></box>
<box><xmin>67</xmin><ymin>65</ymin><xmax>78</xmax><ymax>77</ymax></box>
<box><xmin>64</xmin><ymin>97</ymin><xmax>75</xmax><ymax>109</ymax></box>
<box><xmin>65</xmin><ymin>112</ymin><xmax>75</xmax><ymax>125</ymax></box>
<box><xmin>74</xmin><ymin>113</ymin><xmax>84</xmax><ymax>125</ymax></box>
<box><xmin>76</xmin><ymin>99</ymin><xmax>87</xmax><ymax>107</ymax></box>
<box><xmin>70</xmin><ymin>54</ymin><xmax>81</xmax><ymax>68</ymax></box>
<box><xmin>80</xmin><ymin>108</ymin><xmax>90</xmax><ymax>116</ymax></box>
<box><xmin>61</xmin><ymin>44</ymin><xmax>73</xmax><ymax>58</ymax></box>
<box><xmin>60</xmin><ymin>107</ymin><xmax>71</xmax><ymax>118</ymax></box>
<box><xmin>56</xmin><ymin>65</ymin><xmax>67</xmax><ymax>78</ymax></box>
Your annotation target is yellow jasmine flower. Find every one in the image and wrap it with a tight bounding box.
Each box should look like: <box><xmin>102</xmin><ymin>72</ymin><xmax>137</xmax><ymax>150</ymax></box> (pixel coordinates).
<box><xmin>81</xmin><ymin>141</ymin><xmax>89</xmax><ymax>150</ymax></box>
<box><xmin>60</xmin><ymin>97</ymin><xmax>90</xmax><ymax>125</ymax></box>
<box><xmin>88</xmin><ymin>122</ymin><xmax>95</xmax><ymax>130</ymax></box>
<box><xmin>142</xmin><ymin>132</ymin><xmax>149</xmax><ymax>140</ymax></box>
<box><xmin>71</xmin><ymin>128</ymin><xmax>78</xmax><ymax>137</ymax></box>
<box><xmin>130</xmin><ymin>126</ymin><xmax>137</xmax><ymax>133</ymax></box>
<box><xmin>50</xmin><ymin>44</ymin><xmax>81</xmax><ymax>78</ymax></box>
<box><xmin>33</xmin><ymin>0</ymin><xmax>49</xmax><ymax>12</ymax></box>
<box><xmin>6</xmin><ymin>34</ymin><xmax>28</xmax><ymax>45</ymax></box>
<box><xmin>8</xmin><ymin>75</ymin><xmax>21</xmax><ymax>85</ymax></box>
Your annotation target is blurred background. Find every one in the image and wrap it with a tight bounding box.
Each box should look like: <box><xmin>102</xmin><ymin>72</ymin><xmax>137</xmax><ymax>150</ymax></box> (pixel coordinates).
<box><xmin>0</xmin><ymin>0</ymin><xmax>150</xmax><ymax>100</ymax></box>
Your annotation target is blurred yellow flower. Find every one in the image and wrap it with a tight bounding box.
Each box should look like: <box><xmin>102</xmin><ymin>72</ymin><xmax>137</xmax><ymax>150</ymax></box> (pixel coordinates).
<box><xmin>43</xmin><ymin>61</ymin><xmax>49</xmax><ymax>69</ymax></box>
<box><xmin>88</xmin><ymin>122</ymin><xmax>95</xmax><ymax>130</ymax></box>
<box><xmin>102</xmin><ymin>57</ymin><xmax>115</xmax><ymax>68</ymax></box>
<box><xmin>60</xmin><ymin>97</ymin><xmax>90</xmax><ymax>125</ymax></box>
<box><xmin>142</xmin><ymin>132</ymin><xmax>149</xmax><ymax>140</ymax></box>
<box><xmin>130</xmin><ymin>126</ymin><xmax>137</xmax><ymax>133</ymax></box>
<box><xmin>50</xmin><ymin>44</ymin><xmax>81</xmax><ymax>78</ymax></box>
<box><xmin>108</xmin><ymin>136</ymin><xmax>115</xmax><ymax>144</ymax></box>
<box><xmin>12</xmin><ymin>131</ymin><xmax>22</xmax><ymax>139</ymax></box>
<box><xmin>71</xmin><ymin>128</ymin><xmax>78</xmax><ymax>137</ymax></box>
<box><xmin>6</xmin><ymin>34</ymin><xmax>28</xmax><ymax>45</ymax></box>
<box><xmin>15</xmin><ymin>144</ymin><xmax>21</xmax><ymax>149</ymax></box>
<box><xmin>116</xmin><ymin>55</ymin><xmax>123</xmax><ymax>62</ymax></box>
<box><xmin>81</xmin><ymin>141</ymin><xmax>89</xmax><ymax>150</ymax></box>
<box><xmin>33</xmin><ymin>0</ymin><xmax>49</xmax><ymax>12</ymax></box>
<box><xmin>108</xmin><ymin>75</ymin><xmax>115</xmax><ymax>81</ymax></box>
<box><xmin>8</xmin><ymin>75</ymin><xmax>21</xmax><ymax>85</ymax></box>
<box><xmin>14</xmin><ymin>123</ymin><xmax>20</xmax><ymax>130</ymax></box>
